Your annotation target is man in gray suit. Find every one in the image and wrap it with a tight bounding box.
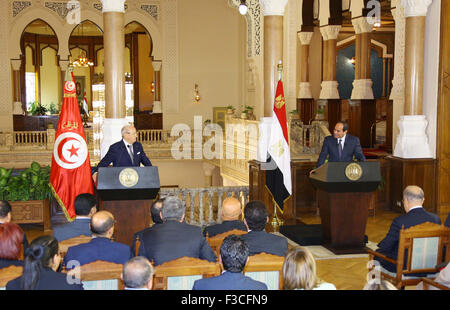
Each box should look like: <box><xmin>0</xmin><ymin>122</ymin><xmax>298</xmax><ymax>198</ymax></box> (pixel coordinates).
<box><xmin>138</xmin><ymin>196</ymin><xmax>217</xmax><ymax>266</ymax></box>
<box><xmin>53</xmin><ymin>193</ymin><xmax>97</xmax><ymax>241</ymax></box>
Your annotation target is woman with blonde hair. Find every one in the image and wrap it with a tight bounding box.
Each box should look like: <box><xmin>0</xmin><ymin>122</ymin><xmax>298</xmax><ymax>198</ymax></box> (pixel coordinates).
<box><xmin>283</xmin><ymin>246</ymin><xmax>336</xmax><ymax>290</ymax></box>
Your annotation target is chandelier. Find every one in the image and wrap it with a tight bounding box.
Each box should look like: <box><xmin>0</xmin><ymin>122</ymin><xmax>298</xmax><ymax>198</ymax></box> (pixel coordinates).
<box><xmin>70</xmin><ymin>51</ymin><xmax>94</xmax><ymax>67</ymax></box>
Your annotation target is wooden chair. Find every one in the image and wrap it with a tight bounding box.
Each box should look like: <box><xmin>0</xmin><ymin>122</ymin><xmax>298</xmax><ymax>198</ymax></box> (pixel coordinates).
<box><xmin>368</xmin><ymin>222</ymin><xmax>450</xmax><ymax>289</ymax></box>
<box><xmin>243</xmin><ymin>252</ymin><xmax>285</xmax><ymax>290</ymax></box>
<box><xmin>153</xmin><ymin>256</ymin><xmax>220</xmax><ymax>290</ymax></box>
<box><xmin>134</xmin><ymin>236</ymin><xmax>141</xmax><ymax>257</ymax></box>
<box><xmin>64</xmin><ymin>260</ymin><xmax>124</xmax><ymax>290</ymax></box>
<box><xmin>59</xmin><ymin>235</ymin><xmax>92</xmax><ymax>260</ymax></box>
<box><xmin>420</xmin><ymin>277</ymin><xmax>450</xmax><ymax>290</ymax></box>
<box><xmin>206</xmin><ymin>229</ymin><xmax>247</xmax><ymax>258</ymax></box>
<box><xmin>0</xmin><ymin>266</ymin><xmax>23</xmax><ymax>290</ymax></box>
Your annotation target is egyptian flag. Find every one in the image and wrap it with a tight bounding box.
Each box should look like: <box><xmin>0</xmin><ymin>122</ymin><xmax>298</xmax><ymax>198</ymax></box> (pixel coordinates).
<box><xmin>49</xmin><ymin>71</ymin><xmax>94</xmax><ymax>221</ymax></box>
<box><xmin>265</xmin><ymin>80</ymin><xmax>292</xmax><ymax>211</ymax></box>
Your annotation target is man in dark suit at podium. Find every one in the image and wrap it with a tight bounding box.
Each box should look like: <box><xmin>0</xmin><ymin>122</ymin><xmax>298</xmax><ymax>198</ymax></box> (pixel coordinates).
<box><xmin>92</xmin><ymin>125</ymin><xmax>152</xmax><ymax>176</ymax></box>
<box><xmin>314</xmin><ymin>121</ymin><xmax>366</xmax><ymax>169</ymax></box>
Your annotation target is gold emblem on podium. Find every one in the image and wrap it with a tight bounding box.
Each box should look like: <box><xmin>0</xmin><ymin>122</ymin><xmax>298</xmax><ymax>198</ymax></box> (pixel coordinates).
<box><xmin>345</xmin><ymin>163</ymin><xmax>363</xmax><ymax>181</ymax></box>
<box><xmin>119</xmin><ymin>168</ymin><xmax>139</xmax><ymax>188</ymax></box>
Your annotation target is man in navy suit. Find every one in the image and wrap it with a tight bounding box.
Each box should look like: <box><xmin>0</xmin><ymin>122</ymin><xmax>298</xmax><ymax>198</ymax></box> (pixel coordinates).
<box><xmin>53</xmin><ymin>193</ymin><xmax>97</xmax><ymax>241</ymax></box>
<box><xmin>193</xmin><ymin>235</ymin><xmax>267</xmax><ymax>290</ymax></box>
<box><xmin>375</xmin><ymin>186</ymin><xmax>441</xmax><ymax>273</ymax></box>
<box><xmin>314</xmin><ymin>121</ymin><xmax>366</xmax><ymax>169</ymax></box>
<box><xmin>63</xmin><ymin>211</ymin><xmax>132</xmax><ymax>269</ymax></box>
<box><xmin>138</xmin><ymin>196</ymin><xmax>217</xmax><ymax>266</ymax></box>
<box><xmin>203</xmin><ymin>197</ymin><xmax>247</xmax><ymax>237</ymax></box>
<box><xmin>92</xmin><ymin>125</ymin><xmax>152</xmax><ymax>175</ymax></box>
<box><xmin>241</xmin><ymin>201</ymin><xmax>288</xmax><ymax>257</ymax></box>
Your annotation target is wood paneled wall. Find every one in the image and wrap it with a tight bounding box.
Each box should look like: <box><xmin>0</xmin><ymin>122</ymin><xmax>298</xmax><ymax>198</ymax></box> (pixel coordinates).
<box><xmin>437</xmin><ymin>0</ymin><xmax>450</xmax><ymax>216</ymax></box>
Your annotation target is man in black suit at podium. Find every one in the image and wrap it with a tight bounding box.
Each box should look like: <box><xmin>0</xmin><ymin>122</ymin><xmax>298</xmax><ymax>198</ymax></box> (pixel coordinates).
<box><xmin>313</xmin><ymin>121</ymin><xmax>366</xmax><ymax>170</ymax></box>
<box><xmin>92</xmin><ymin>125</ymin><xmax>152</xmax><ymax>179</ymax></box>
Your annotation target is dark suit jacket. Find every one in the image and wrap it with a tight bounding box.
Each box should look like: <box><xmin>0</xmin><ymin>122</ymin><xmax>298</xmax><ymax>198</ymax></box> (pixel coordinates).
<box><xmin>0</xmin><ymin>222</ymin><xmax>28</xmax><ymax>253</ymax></box>
<box><xmin>241</xmin><ymin>230</ymin><xmax>288</xmax><ymax>257</ymax></box>
<box><xmin>92</xmin><ymin>140</ymin><xmax>152</xmax><ymax>173</ymax></box>
<box><xmin>130</xmin><ymin>223</ymin><xmax>162</xmax><ymax>257</ymax></box>
<box><xmin>6</xmin><ymin>267</ymin><xmax>84</xmax><ymax>290</ymax></box>
<box><xmin>0</xmin><ymin>260</ymin><xmax>23</xmax><ymax>269</ymax></box>
<box><xmin>138</xmin><ymin>220</ymin><xmax>217</xmax><ymax>266</ymax></box>
<box><xmin>63</xmin><ymin>237</ymin><xmax>132</xmax><ymax>268</ymax></box>
<box><xmin>445</xmin><ymin>213</ymin><xmax>450</xmax><ymax>228</ymax></box>
<box><xmin>376</xmin><ymin>207</ymin><xmax>441</xmax><ymax>272</ymax></box>
<box><xmin>192</xmin><ymin>271</ymin><xmax>268</xmax><ymax>290</ymax></box>
<box><xmin>203</xmin><ymin>220</ymin><xmax>247</xmax><ymax>237</ymax></box>
<box><xmin>52</xmin><ymin>218</ymin><xmax>91</xmax><ymax>242</ymax></box>
<box><xmin>316</xmin><ymin>134</ymin><xmax>366</xmax><ymax>168</ymax></box>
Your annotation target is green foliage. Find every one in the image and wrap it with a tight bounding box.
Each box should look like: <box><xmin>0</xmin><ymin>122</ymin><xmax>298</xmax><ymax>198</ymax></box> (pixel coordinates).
<box><xmin>28</xmin><ymin>101</ymin><xmax>48</xmax><ymax>116</ymax></box>
<box><xmin>48</xmin><ymin>103</ymin><xmax>59</xmax><ymax>115</ymax></box>
<box><xmin>0</xmin><ymin>162</ymin><xmax>51</xmax><ymax>201</ymax></box>
<box><xmin>226</xmin><ymin>105</ymin><xmax>235</xmax><ymax>110</ymax></box>
<box><xmin>290</xmin><ymin>109</ymin><xmax>299</xmax><ymax>114</ymax></box>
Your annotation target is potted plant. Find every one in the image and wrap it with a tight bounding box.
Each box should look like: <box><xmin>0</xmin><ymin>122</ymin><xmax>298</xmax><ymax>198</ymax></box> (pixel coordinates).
<box><xmin>28</xmin><ymin>101</ymin><xmax>48</xmax><ymax>116</ymax></box>
<box><xmin>226</xmin><ymin>105</ymin><xmax>235</xmax><ymax>114</ymax></box>
<box><xmin>204</xmin><ymin>119</ymin><xmax>211</xmax><ymax>126</ymax></box>
<box><xmin>48</xmin><ymin>103</ymin><xmax>59</xmax><ymax>115</ymax></box>
<box><xmin>289</xmin><ymin>109</ymin><xmax>300</xmax><ymax>120</ymax></box>
<box><xmin>0</xmin><ymin>162</ymin><xmax>52</xmax><ymax>231</ymax></box>
<box><xmin>244</xmin><ymin>105</ymin><xmax>254</xmax><ymax>119</ymax></box>
<box><xmin>241</xmin><ymin>108</ymin><xmax>248</xmax><ymax>119</ymax></box>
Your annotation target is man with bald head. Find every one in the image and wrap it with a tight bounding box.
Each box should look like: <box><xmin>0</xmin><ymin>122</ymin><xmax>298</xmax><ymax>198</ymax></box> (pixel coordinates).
<box><xmin>122</xmin><ymin>257</ymin><xmax>154</xmax><ymax>290</ymax></box>
<box><xmin>63</xmin><ymin>211</ymin><xmax>132</xmax><ymax>268</ymax></box>
<box><xmin>375</xmin><ymin>185</ymin><xmax>441</xmax><ymax>273</ymax></box>
<box><xmin>203</xmin><ymin>197</ymin><xmax>247</xmax><ymax>237</ymax></box>
<box><xmin>92</xmin><ymin>125</ymin><xmax>152</xmax><ymax>174</ymax></box>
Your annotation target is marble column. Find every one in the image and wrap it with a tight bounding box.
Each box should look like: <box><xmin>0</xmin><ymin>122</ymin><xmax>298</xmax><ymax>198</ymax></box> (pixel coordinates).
<box><xmin>297</xmin><ymin>31</ymin><xmax>314</xmax><ymax>124</ymax></box>
<box><xmin>100</xmin><ymin>0</ymin><xmax>129</xmax><ymax>157</ymax></box>
<box><xmin>319</xmin><ymin>25</ymin><xmax>341</xmax><ymax>131</ymax></box>
<box><xmin>393</xmin><ymin>0</ymin><xmax>432</xmax><ymax>158</ymax></box>
<box><xmin>11</xmin><ymin>59</ymin><xmax>24</xmax><ymax>115</ymax></box>
<box><xmin>59</xmin><ymin>60</ymin><xmax>70</xmax><ymax>108</ymax></box>
<box><xmin>259</xmin><ymin>0</ymin><xmax>288</xmax><ymax>117</ymax></box>
<box><xmin>152</xmin><ymin>60</ymin><xmax>162</xmax><ymax>113</ymax></box>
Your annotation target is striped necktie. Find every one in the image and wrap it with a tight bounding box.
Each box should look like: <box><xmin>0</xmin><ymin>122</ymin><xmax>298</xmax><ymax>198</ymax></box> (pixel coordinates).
<box><xmin>127</xmin><ymin>144</ymin><xmax>135</xmax><ymax>165</ymax></box>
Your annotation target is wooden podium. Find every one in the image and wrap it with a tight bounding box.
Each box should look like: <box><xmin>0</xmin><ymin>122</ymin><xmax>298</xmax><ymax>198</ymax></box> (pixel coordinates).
<box><xmin>97</xmin><ymin>166</ymin><xmax>160</xmax><ymax>246</ymax></box>
<box><xmin>309</xmin><ymin>162</ymin><xmax>381</xmax><ymax>254</ymax></box>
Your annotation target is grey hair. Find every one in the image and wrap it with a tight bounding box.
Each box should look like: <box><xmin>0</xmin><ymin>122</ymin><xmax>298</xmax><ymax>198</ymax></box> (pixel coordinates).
<box><xmin>122</xmin><ymin>257</ymin><xmax>154</xmax><ymax>289</ymax></box>
<box><xmin>161</xmin><ymin>196</ymin><xmax>185</xmax><ymax>221</ymax></box>
<box><xmin>121</xmin><ymin>125</ymin><xmax>131</xmax><ymax>137</ymax></box>
<box><xmin>403</xmin><ymin>186</ymin><xmax>424</xmax><ymax>203</ymax></box>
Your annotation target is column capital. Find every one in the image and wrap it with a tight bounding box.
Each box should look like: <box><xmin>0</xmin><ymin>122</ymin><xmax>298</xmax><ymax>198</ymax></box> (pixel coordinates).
<box><xmin>10</xmin><ymin>59</ymin><xmax>22</xmax><ymax>71</ymax></box>
<box><xmin>298</xmin><ymin>32</ymin><xmax>314</xmax><ymax>45</ymax></box>
<box><xmin>152</xmin><ymin>61</ymin><xmax>162</xmax><ymax>71</ymax></box>
<box><xmin>101</xmin><ymin>0</ymin><xmax>126</xmax><ymax>13</ymax></box>
<box><xmin>259</xmin><ymin>0</ymin><xmax>288</xmax><ymax>16</ymax></box>
<box><xmin>401</xmin><ymin>0</ymin><xmax>432</xmax><ymax>17</ymax></box>
<box><xmin>59</xmin><ymin>60</ymin><xmax>70</xmax><ymax>71</ymax></box>
<box><xmin>320</xmin><ymin>25</ymin><xmax>341</xmax><ymax>41</ymax></box>
<box><xmin>351</xmin><ymin>17</ymin><xmax>374</xmax><ymax>34</ymax></box>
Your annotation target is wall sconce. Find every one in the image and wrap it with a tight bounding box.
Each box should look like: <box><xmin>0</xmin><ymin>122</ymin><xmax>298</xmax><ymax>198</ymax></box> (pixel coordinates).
<box><xmin>348</xmin><ymin>57</ymin><xmax>356</xmax><ymax>67</ymax></box>
<box><xmin>151</xmin><ymin>82</ymin><xmax>155</xmax><ymax>93</ymax></box>
<box><xmin>194</xmin><ymin>83</ymin><xmax>201</xmax><ymax>102</ymax></box>
<box><xmin>239</xmin><ymin>0</ymin><xmax>248</xmax><ymax>15</ymax></box>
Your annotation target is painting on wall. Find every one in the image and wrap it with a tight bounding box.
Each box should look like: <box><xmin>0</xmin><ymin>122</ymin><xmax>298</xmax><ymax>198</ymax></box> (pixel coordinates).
<box><xmin>74</xmin><ymin>76</ymin><xmax>86</xmax><ymax>107</ymax></box>
<box><xmin>213</xmin><ymin>107</ymin><xmax>227</xmax><ymax>130</ymax></box>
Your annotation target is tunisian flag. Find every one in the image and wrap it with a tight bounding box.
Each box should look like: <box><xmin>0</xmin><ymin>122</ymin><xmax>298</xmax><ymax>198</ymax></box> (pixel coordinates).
<box><xmin>50</xmin><ymin>74</ymin><xmax>94</xmax><ymax>221</ymax></box>
<box><xmin>265</xmin><ymin>80</ymin><xmax>292</xmax><ymax>211</ymax></box>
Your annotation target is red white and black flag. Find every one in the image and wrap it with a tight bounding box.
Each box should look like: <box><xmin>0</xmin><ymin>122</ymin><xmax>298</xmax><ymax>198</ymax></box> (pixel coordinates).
<box><xmin>265</xmin><ymin>80</ymin><xmax>292</xmax><ymax>211</ymax></box>
<box><xmin>49</xmin><ymin>71</ymin><xmax>94</xmax><ymax>221</ymax></box>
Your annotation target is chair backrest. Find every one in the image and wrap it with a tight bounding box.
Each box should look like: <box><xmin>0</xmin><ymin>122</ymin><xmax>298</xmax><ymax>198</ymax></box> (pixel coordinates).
<box><xmin>0</xmin><ymin>266</ymin><xmax>23</xmax><ymax>289</ymax></box>
<box><xmin>243</xmin><ymin>252</ymin><xmax>285</xmax><ymax>290</ymax></box>
<box><xmin>64</xmin><ymin>260</ymin><xmax>124</xmax><ymax>290</ymax></box>
<box><xmin>206</xmin><ymin>229</ymin><xmax>247</xmax><ymax>258</ymax></box>
<box><xmin>153</xmin><ymin>256</ymin><xmax>220</xmax><ymax>290</ymax></box>
<box><xmin>396</xmin><ymin>222</ymin><xmax>450</xmax><ymax>282</ymax></box>
<box><xmin>135</xmin><ymin>236</ymin><xmax>141</xmax><ymax>257</ymax></box>
<box><xmin>59</xmin><ymin>235</ymin><xmax>92</xmax><ymax>259</ymax></box>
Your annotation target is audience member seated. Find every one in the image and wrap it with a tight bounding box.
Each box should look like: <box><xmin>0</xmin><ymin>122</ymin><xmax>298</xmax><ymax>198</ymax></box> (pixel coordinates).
<box><xmin>0</xmin><ymin>200</ymin><xmax>28</xmax><ymax>252</ymax></box>
<box><xmin>6</xmin><ymin>235</ymin><xmax>83</xmax><ymax>290</ymax></box>
<box><xmin>0</xmin><ymin>223</ymin><xmax>25</xmax><ymax>269</ymax></box>
<box><xmin>131</xmin><ymin>198</ymin><xmax>165</xmax><ymax>256</ymax></box>
<box><xmin>193</xmin><ymin>235</ymin><xmax>267</xmax><ymax>290</ymax></box>
<box><xmin>138</xmin><ymin>196</ymin><xmax>217</xmax><ymax>266</ymax></box>
<box><xmin>53</xmin><ymin>193</ymin><xmax>97</xmax><ymax>242</ymax></box>
<box><xmin>241</xmin><ymin>200</ymin><xmax>288</xmax><ymax>256</ymax></box>
<box><xmin>282</xmin><ymin>246</ymin><xmax>336</xmax><ymax>290</ymax></box>
<box><xmin>445</xmin><ymin>212</ymin><xmax>450</xmax><ymax>227</ymax></box>
<box><xmin>416</xmin><ymin>263</ymin><xmax>450</xmax><ymax>290</ymax></box>
<box><xmin>203</xmin><ymin>197</ymin><xmax>247</xmax><ymax>237</ymax></box>
<box><xmin>122</xmin><ymin>256</ymin><xmax>155</xmax><ymax>290</ymax></box>
<box><xmin>374</xmin><ymin>186</ymin><xmax>441</xmax><ymax>273</ymax></box>
<box><xmin>363</xmin><ymin>279</ymin><xmax>398</xmax><ymax>290</ymax></box>
<box><xmin>63</xmin><ymin>211</ymin><xmax>131</xmax><ymax>268</ymax></box>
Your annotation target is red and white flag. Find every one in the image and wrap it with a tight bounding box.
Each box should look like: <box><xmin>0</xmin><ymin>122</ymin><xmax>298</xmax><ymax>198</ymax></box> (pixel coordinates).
<box><xmin>50</xmin><ymin>73</ymin><xmax>94</xmax><ymax>221</ymax></box>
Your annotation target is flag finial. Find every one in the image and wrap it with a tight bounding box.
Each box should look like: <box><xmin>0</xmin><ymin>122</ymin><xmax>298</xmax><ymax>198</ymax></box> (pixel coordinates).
<box><xmin>277</xmin><ymin>61</ymin><xmax>283</xmax><ymax>81</ymax></box>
